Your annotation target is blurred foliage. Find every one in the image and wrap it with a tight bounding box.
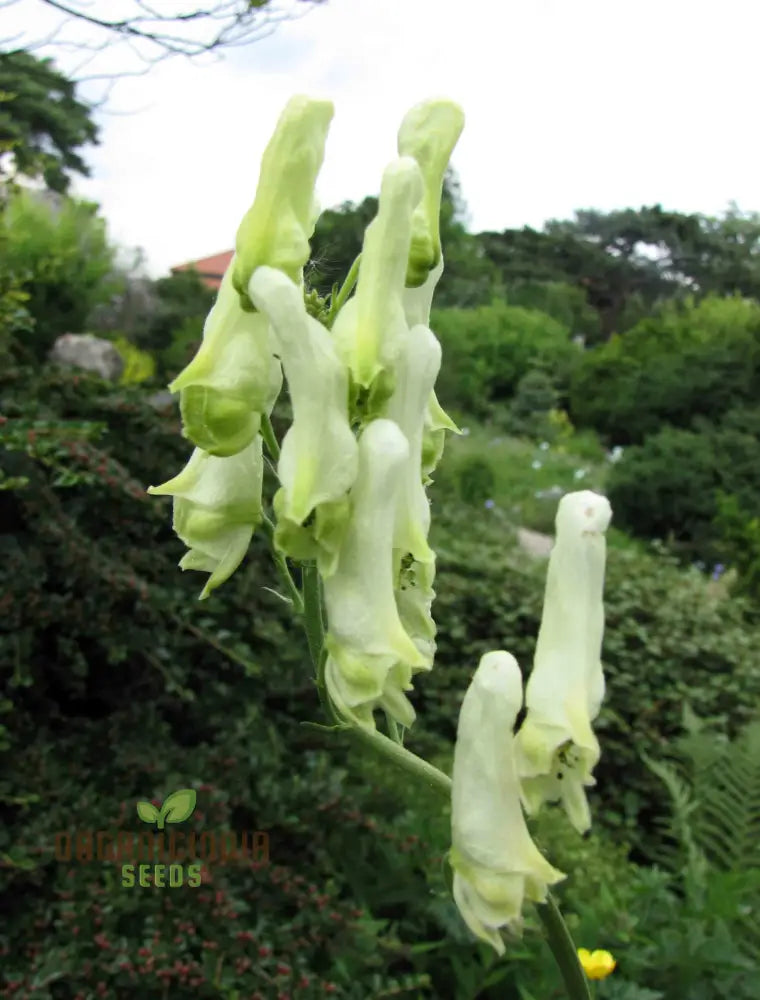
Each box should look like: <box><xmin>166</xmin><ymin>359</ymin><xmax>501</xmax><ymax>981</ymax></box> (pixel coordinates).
<box><xmin>111</xmin><ymin>335</ymin><xmax>156</xmax><ymax>384</ymax></box>
<box><xmin>0</xmin><ymin>187</ymin><xmax>118</xmax><ymax>361</ymax></box>
<box><xmin>0</xmin><ymin>50</ymin><xmax>98</xmax><ymax>193</ymax></box>
<box><xmin>142</xmin><ymin>269</ymin><xmax>215</xmax><ymax>380</ymax></box>
<box><xmin>432</xmin><ymin>299</ymin><xmax>580</xmax><ymax>420</ymax></box>
<box><xmin>712</xmin><ymin>490</ymin><xmax>760</xmax><ymax>606</ymax></box>
<box><xmin>502</xmin><ymin>279</ymin><xmax>602</xmax><ymax>342</ymax></box>
<box><xmin>605</xmin><ymin>415</ymin><xmax>760</xmax><ymax>564</ymax></box>
<box><xmin>505</xmin><ymin>368</ymin><xmax>560</xmax><ymax>441</ymax></box>
<box><xmin>568</xmin><ymin>295</ymin><xmax>760</xmax><ymax>445</ymax></box>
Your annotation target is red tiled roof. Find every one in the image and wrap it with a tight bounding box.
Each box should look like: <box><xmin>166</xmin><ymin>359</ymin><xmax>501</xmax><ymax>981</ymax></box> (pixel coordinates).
<box><xmin>171</xmin><ymin>250</ymin><xmax>234</xmax><ymax>291</ymax></box>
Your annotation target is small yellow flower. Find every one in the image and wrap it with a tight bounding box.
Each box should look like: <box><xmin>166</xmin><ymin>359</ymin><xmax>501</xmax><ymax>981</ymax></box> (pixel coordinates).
<box><xmin>577</xmin><ymin>948</ymin><xmax>616</xmax><ymax>980</ymax></box>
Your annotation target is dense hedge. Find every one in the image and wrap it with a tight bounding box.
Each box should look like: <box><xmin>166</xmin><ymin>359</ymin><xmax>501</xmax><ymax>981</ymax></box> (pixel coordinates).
<box><xmin>605</xmin><ymin>412</ymin><xmax>760</xmax><ymax>563</ymax></box>
<box><xmin>431</xmin><ymin>299</ymin><xmax>580</xmax><ymax>419</ymax></box>
<box><xmin>568</xmin><ymin>295</ymin><xmax>760</xmax><ymax>445</ymax></box>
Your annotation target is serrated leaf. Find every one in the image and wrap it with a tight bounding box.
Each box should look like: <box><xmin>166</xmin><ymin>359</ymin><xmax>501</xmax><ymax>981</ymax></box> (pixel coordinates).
<box><xmin>136</xmin><ymin>800</ymin><xmax>159</xmax><ymax>824</ymax></box>
<box><xmin>159</xmin><ymin>788</ymin><xmax>197</xmax><ymax>826</ymax></box>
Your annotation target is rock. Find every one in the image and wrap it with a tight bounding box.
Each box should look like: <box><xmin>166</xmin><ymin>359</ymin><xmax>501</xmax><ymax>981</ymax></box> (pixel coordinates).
<box><xmin>517</xmin><ymin>527</ymin><xmax>554</xmax><ymax>559</ymax></box>
<box><xmin>49</xmin><ymin>333</ymin><xmax>124</xmax><ymax>381</ymax></box>
<box><xmin>146</xmin><ymin>390</ymin><xmax>176</xmax><ymax>412</ymax></box>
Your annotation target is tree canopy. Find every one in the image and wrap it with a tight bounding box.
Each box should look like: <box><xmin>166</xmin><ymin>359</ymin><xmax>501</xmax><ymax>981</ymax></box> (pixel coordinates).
<box><xmin>0</xmin><ymin>48</ymin><xmax>97</xmax><ymax>192</ymax></box>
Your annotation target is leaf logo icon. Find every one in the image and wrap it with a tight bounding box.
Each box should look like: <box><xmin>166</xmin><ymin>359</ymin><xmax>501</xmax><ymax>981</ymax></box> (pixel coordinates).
<box><xmin>135</xmin><ymin>789</ymin><xmax>197</xmax><ymax>830</ymax></box>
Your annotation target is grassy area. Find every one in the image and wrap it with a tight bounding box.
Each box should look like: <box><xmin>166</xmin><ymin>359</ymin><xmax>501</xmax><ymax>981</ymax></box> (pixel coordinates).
<box><xmin>431</xmin><ymin>416</ymin><xmax>605</xmax><ymax>528</ymax></box>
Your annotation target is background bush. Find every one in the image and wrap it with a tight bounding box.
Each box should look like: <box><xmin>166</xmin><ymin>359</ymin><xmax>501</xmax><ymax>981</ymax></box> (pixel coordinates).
<box><xmin>568</xmin><ymin>296</ymin><xmax>760</xmax><ymax>445</ymax></box>
<box><xmin>432</xmin><ymin>299</ymin><xmax>580</xmax><ymax>420</ymax></box>
<box><xmin>0</xmin><ymin>188</ymin><xmax>118</xmax><ymax>361</ymax></box>
<box><xmin>605</xmin><ymin>419</ymin><xmax>760</xmax><ymax>563</ymax></box>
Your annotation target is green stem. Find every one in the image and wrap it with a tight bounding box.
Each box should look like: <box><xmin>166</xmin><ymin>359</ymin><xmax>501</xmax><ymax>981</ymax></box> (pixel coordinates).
<box><xmin>536</xmin><ymin>894</ymin><xmax>592</xmax><ymax>1000</ymax></box>
<box><xmin>348</xmin><ymin>723</ymin><xmax>452</xmax><ymax>798</ymax></box>
<box><xmin>327</xmin><ymin>253</ymin><xmax>361</xmax><ymax>327</ymax></box>
<box><xmin>260</xmin><ymin>515</ymin><xmax>304</xmax><ymax>614</ymax></box>
<box><xmin>301</xmin><ymin>561</ymin><xmax>325</xmax><ymax>670</ymax></box>
<box><xmin>260</xmin><ymin>413</ymin><xmax>280</xmax><ymax>462</ymax></box>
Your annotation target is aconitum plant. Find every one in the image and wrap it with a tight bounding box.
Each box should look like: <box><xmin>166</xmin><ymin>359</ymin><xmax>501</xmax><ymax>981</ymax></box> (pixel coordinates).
<box><xmin>148</xmin><ymin>94</ymin><xmax>615</xmax><ymax>999</ymax></box>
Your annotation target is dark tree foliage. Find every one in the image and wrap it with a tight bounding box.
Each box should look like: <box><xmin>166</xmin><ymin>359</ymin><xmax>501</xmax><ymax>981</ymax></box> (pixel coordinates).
<box><xmin>0</xmin><ymin>49</ymin><xmax>97</xmax><ymax>192</ymax></box>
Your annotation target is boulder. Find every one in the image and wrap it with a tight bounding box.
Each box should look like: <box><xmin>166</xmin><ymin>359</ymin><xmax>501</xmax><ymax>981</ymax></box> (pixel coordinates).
<box><xmin>49</xmin><ymin>334</ymin><xmax>124</xmax><ymax>381</ymax></box>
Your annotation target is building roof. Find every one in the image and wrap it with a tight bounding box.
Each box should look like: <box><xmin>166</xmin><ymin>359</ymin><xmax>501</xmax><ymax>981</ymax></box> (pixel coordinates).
<box><xmin>171</xmin><ymin>250</ymin><xmax>234</xmax><ymax>291</ymax></box>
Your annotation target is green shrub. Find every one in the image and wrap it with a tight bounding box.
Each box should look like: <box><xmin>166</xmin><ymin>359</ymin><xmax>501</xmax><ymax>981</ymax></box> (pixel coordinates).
<box><xmin>142</xmin><ymin>269</ymin><xmax>215</xmax><ymax>375</ymax></box>
<box><xmin>605</xmin><ymin>422</ymin><xmax>760</xmax><ymax>561</ymax></box>
<box><xmin>0</xmin><ymin>188</ymin><xmax>118</xmax><ymax>360</ymax></box>
<box><xmin>569</xmin><ymin>295</ymin><xmax>760</xmax><ymax>444</ymax></box>
<box><xmin>505</xmin><ymin>368</ymin><xmax>560</xmax><ymax>440</ymax></box>
<box><xmin>454</xmin><ymin>454</ymin><xmax>496</xmax><ymax>504</ymax></box>
<box><xmin>503</xmin><ymin>279</ymin><xmax>602</xmax><ymax>342</ymax></box>
<box><xmin>432</xmin><ymin>299</ymin><xmax>580</xmax><ymax>419</ymax></box>
<box><xmin>713</xmin><ymin>490</ymin><xmax>760</xmax><ymax>605</ymax></box>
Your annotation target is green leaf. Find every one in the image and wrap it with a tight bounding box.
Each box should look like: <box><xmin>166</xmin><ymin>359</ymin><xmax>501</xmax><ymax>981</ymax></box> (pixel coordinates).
<box><xmin>136</xmin><ymin>800</ymin><xmax>159</xmax><ymax>824</ymax></box>
<box><xmin>159</xmin><ymin>788</ymin><xmax>197</xmax><ymax>826</ymax></box>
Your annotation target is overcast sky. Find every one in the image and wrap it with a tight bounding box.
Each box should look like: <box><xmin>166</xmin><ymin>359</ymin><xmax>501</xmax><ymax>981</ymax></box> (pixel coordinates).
<box><xmin>5</xmin><ymin>0</ymin><xmax>760</xmax><ymax>277</ymax></box>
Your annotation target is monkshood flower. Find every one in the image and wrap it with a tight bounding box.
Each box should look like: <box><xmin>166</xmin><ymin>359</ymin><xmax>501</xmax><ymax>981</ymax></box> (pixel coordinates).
<box><xmin>323</xmin><ymin>419</ymin><xmax>428</xmax><ymax>730</ymax></box>
<box><xmin>332</xmin><ymin>157</ymin><xmax>423</xmax><ymax>399</ymax></box>
<box><xmin>147</xmin><ymin>438</ymin><xmax>264</xmax><ymax>599</ymax></box>
<box><xmin>248</xmin><ymin>265</ymin><xmax>358</xmax><ymax>530</ymax></box>
<box><xmin>514</xmin><ymin>490</ymin><xmax>612</xmax><ymax>834</ymax></box>
<box><xmin>383</xmin><ymin>324</ymin><xmax>442</xmax><ymax>565</ymax></box>
<box><xmin>232</xmin><ymin>95</ymin><xmax>334</xmax><ymax>306</ymax></box>
<box><xmin>397</xmin><ymin>98</ymin><xmax>465</xmax><ymax>286</ymax></box>
<box><xmin>169</xmin><ymin>259</ymin><xmax>283</xmax><ymax>457</ymax></box>
<box><xmin>395</xmin><ymin>554</ymin><xmax>437</xmax><ymax>669</ymax></box>
<box><xmin>450</xmin><ymin>651</ymin><xmax>564</xmax><ymax>954</ymax></box>
<box><xmin>169</xmin><ymin>94</ymin><xmax>332</xmax><ymax>455</ymax></box>
<box><xmin>396</xmin><ymin>99</ymin><xmax>464</xmax><ymax>473</ymax></box>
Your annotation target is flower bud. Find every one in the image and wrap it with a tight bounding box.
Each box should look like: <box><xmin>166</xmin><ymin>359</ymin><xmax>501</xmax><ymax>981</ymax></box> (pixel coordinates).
<box><xmin>397</xmin><ymin>99</ymin><xmax>465</xmax><ymax>286</ymax></box>
<box><xmin>331</xmin><ymin>158</ymin><xmax>423</xmax><ymax>394</ymax></box>
<box><xmin>514</xmin><ymin>490</ymin><xmax>612</xmax><ymax>833</ymax></box>
<box><xmin>232</xmin><ymin>95</ymin><xmax>334</xmax><ymax>307</ymax></box>
<box><xmin>450</xmin><ymin>651</ymin><xmax>564</xmax><ymax>954</ymax></box>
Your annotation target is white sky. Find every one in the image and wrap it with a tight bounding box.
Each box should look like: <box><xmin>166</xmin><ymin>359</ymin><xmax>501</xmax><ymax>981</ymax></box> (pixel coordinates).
<box><xmin>4</xmin><ymin>0</ymin><xmax>760</xmax><ymax>277</ymax></box>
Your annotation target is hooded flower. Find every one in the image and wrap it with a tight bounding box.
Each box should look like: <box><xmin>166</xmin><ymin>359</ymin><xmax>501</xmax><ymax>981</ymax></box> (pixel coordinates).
<box><xmin>383</xmin><ymin>324</ymin><xmax>443</xmax><ymax>564</ymax></box>
<box><xmin>397</xmin><ymin>98</ymin><xmax>465</xmax><ymax>475</ymax></box>
<box><xmin>147</xmin><ymin>438</ymin><xmax>264</xmax><ymax>599</ymax></box>
<box><xmin>323</xmin><ymin>419</ymin><xmax>428</xmax><ymax>730</ymax></box>
<box><xmin>397</xmin><ymin>98</ymin><xmax>465</xmax><ymax>286</ymax></box>
<box><xmin>232</xmin><ymin>95</ymin><xmax>334</xmax><ymax>307</ymax></box>
<box><xmin>248</xmin><ymin>265</ymin><xmax>358</xmax><ymax>528</ymax></box>
<box><xmin>394</xmin><ymin>553</ymin><xmax>437</xmax><ymax>669</ymax></box>
<box><xmin>169</xmin><ymin>260</ymin><xmax>283</xmax><ymax>457</ymax></box>
<box><xmin>450</xmin><ymin>651</ymin><xmax>564</xmax><ymax>954</ymax></box>
<box><xmin>331</xmin><ymin>157</ymin><xmax>423</xmax><ymax>396</ymax></box>
<box><xmin>514</xmin><ymin>490</ymin><xmax>612</xmax><ymax>834</ymax></box>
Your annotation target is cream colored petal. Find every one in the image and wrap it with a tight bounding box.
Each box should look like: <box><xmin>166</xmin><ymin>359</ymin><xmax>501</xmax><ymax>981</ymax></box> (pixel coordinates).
<box><xmin>248</xmin><ymin>265</ymin><xmax>358</xmax><ymax>524</ymax></box>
